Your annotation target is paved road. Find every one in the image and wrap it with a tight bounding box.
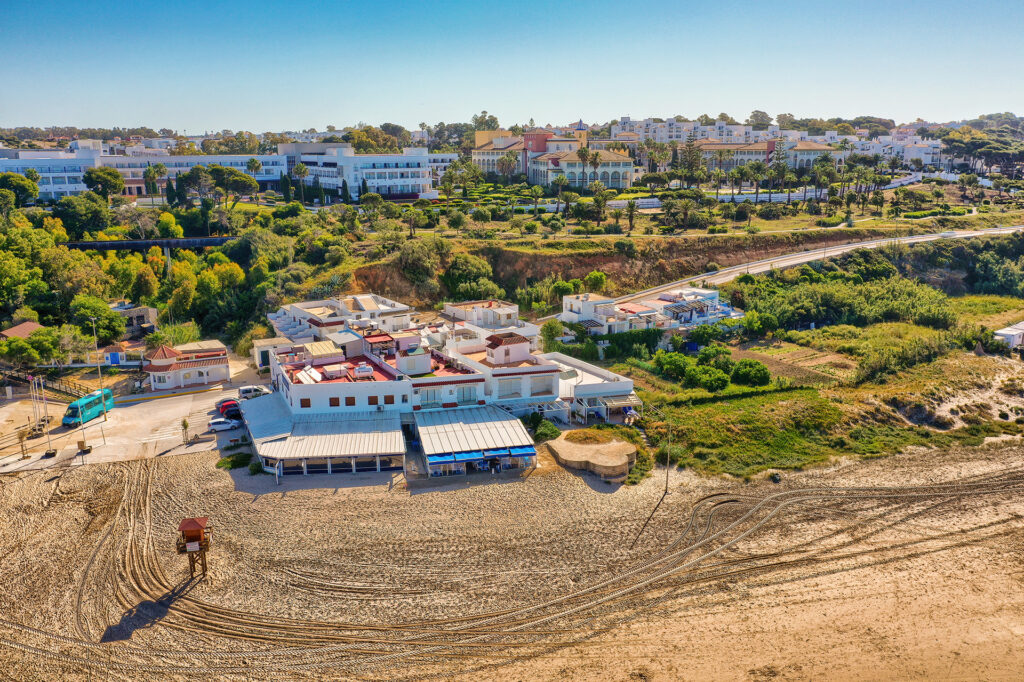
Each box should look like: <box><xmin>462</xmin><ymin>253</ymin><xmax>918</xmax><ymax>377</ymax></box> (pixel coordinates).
<box><xmin>613</xmin><ymin>226</ymin><xmax>1024</xmax><ymax>305</ymax></box>
<box><xmin>0</xmin><ymin>386</ymin><xmax>239</xmax><ymax>474</ymax></box>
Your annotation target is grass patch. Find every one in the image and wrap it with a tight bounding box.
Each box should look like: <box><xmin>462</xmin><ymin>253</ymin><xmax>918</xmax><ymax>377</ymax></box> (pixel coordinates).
<box><xmin>216</xmin><ymin>449</ymin><xmax>252</xmax><ymax>469</ymax></box>
<box><xmin>564</xmin><ymin>428</ymin><xmax>617</xmax><ymax>445</ymax></box>
<box><xmin>649</xmin><ymin>388</ymin><xmax>841</xmax><ymax>478</ymax></box>
<box><xmin>948</xmin><ymin>294</ymin><xmax>1024</xmax><ymax>327</ymax></box>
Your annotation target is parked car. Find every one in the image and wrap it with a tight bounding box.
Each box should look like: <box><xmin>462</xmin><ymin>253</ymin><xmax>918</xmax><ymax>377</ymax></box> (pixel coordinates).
<box><xmin>239</xmin><ymin>385</ymin><xmax>271</xmax><ymax>400</ymax></box>
<box><xmin>222</xmin><ymin>407</ymin><xmax>242</xmax><ymax>420</ymax></box>
<box><xmin>208</xmin><ymin>417</ymin><xmax>241</xmax><ymax>432</ymax></box>
<box><xmin>218</xmin><ymin>399</ymin><xmax>240</xmax><ymax>414</ymax></box>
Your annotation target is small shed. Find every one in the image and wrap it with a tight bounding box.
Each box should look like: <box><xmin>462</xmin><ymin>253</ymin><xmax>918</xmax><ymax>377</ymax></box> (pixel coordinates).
<box><xmin>994</xmin><ymin>323</ymin><xmax>1024</xmax><ymax>349</ymax></box>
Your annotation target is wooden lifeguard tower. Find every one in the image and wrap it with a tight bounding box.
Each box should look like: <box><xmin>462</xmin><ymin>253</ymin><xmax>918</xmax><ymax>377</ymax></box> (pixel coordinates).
<box><xmin>175</xmin><ymin>517</ymin><xmax>212</xmax><ymax>578</ymax></box>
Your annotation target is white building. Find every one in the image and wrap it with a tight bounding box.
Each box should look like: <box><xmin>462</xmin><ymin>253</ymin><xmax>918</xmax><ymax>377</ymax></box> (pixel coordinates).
<box><xmin>268</xmin><ymin>294</ymin><xmax>415</xmax><ymax>343</ymax></box>
<box><xmin>142</xmin><ymin>341</ymin><xmax>230</xmax><ymax>390</ymax></box>
<box><xmin>442</xmin><ymin>300</ymin><xmax>540</xmax><ymax>349</ymax></box>
<box><xmin>284</xmin><ymin>143</ymin><xmax>436</xmax><ymax>199</ymax></box>
<box><xmin>560</xmin><ymin>288</ymin><xmax>741</xmax><ymax>336</ymax></box>
<box><xmin>0</xmin><ymin>145</ymin><xmax>287</xmax><ymax>200</ymax></box>
<box><xmin>246</xmin><ymin>294</ymin><xmax>640</xmax><ymax>479</ymax></box>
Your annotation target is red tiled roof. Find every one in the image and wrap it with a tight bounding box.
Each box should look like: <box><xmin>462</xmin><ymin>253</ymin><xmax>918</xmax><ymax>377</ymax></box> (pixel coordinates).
<box><xmin>363</xmin><ymin>333</ymin><xmax>394</xmax><ymax>344</ymax></box>
<box><xmin>178</xmin><ymin>517</ymin><xmax>208</xmax><ymax>532</ymax></box>
<box><xmin>485</xmin><ymin>333</ymin><xmax>530</xmax><ymax>348</ymax></box>
<box><xmin>143</xmin><ymin>357</ymin><xmax>228</xmax><ymax>372</ymax></box>
<box><xmin>145</xmin><ymin>345</ymin><xmax>181</xmax><ymax>360</ymax></box>
<box><xmin>0</xmin><ymin>321</ymin><xmax>42</xmax><ymax>339</ymax></box>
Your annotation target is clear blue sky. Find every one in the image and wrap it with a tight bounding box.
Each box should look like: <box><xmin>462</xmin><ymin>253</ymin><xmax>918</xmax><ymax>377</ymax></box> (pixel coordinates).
<box><xmin>2</xmin><ymin>0</ymin><xmax>1021</xmax><ymax>132</ymax></box>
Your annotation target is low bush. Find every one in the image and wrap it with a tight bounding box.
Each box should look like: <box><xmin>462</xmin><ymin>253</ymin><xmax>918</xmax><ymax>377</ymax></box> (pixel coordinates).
<box><xmin>815</xmin><ymin>214</ymin><xmax>845</xmax><ymax>227</ymax></box>
<box><xmin>534</xmin><ymin>419</ymin><xmax>561</xmax><ymax>442</ymax></box>
<box><xmin>731</xmin><ymin>358</ymin><xmax>771</xmax><ymax>386</ymax></box>
<box><xmin>216</xmin><ymin>449</ymin><xmax>252</xmax><ymax>469</ymax></box>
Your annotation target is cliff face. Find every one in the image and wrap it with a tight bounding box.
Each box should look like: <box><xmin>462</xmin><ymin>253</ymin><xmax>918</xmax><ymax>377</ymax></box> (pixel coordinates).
<box><xmin>478</xmin><ymin>229</ymin><xmax>914</xmax><ymax>291</ymax></box>
<box><xmin>351</xmin><ymin>229</ymin><xmax>915</xmax><ymax>306</ymax></box>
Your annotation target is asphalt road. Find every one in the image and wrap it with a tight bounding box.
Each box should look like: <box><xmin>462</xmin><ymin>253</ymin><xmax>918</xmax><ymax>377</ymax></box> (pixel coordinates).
<box><xmin>613</xmin><ymin>225</ymin><xmax>1024</xmax><ymax>305</ymax></box>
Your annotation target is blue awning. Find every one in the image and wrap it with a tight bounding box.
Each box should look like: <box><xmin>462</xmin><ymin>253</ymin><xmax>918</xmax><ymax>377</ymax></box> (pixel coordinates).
<box><xmin>453</xmin><ymin>450</ymin><xmax>485</xmax><ymax>463</ymax></box>
<box><xmin>508</xmin><ymin>446</ymin><xmax>537</xmax><ymax>457</ymax></box>
<box><xmin>483</xmin><ymin>448</ymin><xmax>510</xmax><ymax>458</ymax></box>
<box><xmin>427</xmin><ymin>455</ymin><xmax>454</xmax><ymax>466</ymax></box>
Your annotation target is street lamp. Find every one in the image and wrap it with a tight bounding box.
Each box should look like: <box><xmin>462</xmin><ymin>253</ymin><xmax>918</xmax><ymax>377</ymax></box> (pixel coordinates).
<box><xmin>88</xmin><ymin>316</ymin><xmax>108</xmax><ymax>422</ymax></box>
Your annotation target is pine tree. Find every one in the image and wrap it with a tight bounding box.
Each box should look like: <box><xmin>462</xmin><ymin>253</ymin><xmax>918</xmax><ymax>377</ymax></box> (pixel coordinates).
<box><xmin>341</xmin><ymin>179</ymin><xmax>352</xmax><ymax>204</ymax></box>
<box><xmin>311</xmin><ymin>176</ymin><xmax>324</xmax><ymax>204</ymax></box>
<box><xmin>281</xmin><ymin>173</ymin><xmax>292</xmax><ymax>203</ymax></box>
<box><xmin>165</xmin><ymin>177</ymin><xmax>176</xmax><ymax>206</ymax></box>
<box><xmin>360</xmin><ymin>178</ymin><xmax>369</xmax><ymax>197</ymax></box>
<box><xmin>176</xmin><ymin>179</ymin><xmax>189</xmax><ymax>206</ymax></box>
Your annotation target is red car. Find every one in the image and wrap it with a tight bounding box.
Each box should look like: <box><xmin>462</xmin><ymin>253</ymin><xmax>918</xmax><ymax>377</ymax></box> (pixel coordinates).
<box><xmin>218</xmin><ymin>400</ymin><xmax>239</xmax><ymax>415</ymax></box>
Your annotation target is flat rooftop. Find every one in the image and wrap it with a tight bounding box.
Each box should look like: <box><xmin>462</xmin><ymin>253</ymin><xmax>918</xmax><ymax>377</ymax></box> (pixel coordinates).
<box><xmin>283</xmin><ymin>355</ymin><xmax>395</xmax><ymax>384</ymax></box>
<box><xmin>381</xmin><ymin>352</ymin><xmax>476</xmax><ymax>378</ymax></box>
<box><xmin>462</xmin><ymin>351</ymin><xmax>537</xmax><ymax>369</ymax></box>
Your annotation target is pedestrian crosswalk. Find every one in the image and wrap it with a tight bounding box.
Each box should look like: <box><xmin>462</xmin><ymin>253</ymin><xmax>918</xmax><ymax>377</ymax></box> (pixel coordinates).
<box><xmin>139</xmin><ymin>425</ymin><xmax>184</xmax><ymax>444</ymax></box>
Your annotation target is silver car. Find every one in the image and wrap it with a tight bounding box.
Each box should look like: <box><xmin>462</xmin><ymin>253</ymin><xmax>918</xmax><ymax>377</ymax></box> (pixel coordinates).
<box><xmin>208</xmin><ymin>417</ymin><xmax>242</xmax><ymax>432</ymax></box>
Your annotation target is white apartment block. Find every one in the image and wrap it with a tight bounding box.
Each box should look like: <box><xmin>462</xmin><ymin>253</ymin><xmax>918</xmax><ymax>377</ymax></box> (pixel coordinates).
<box><xmin>442</xmin><ymin>300</ymin><xmax>540</xmax><ymax>349</ymax></box>
<box><xmin>611</xmin><ymin>116</ymin><xmax>852</xmax><ymax>147</ymax></box>
<box><xmin>268</xmin><ymin>294</ymin><xmax>415</xmax><ymax>343</ymax></box>
<box><xmin>560</xmin><ymin>288</ymin><xmax>741</xmax><ymax>336</ymax></box>
<box><xmin>0</xmin><ymin>140</ymin><xmax>447</xmax><ymax>203</ymax></box>
<box><xmin>283</xmin><ymin>143</ymin><xmax>437</xmax><ymax>199</ymax></box>
<box><xmin>0</xmin><ymin>145</ymin><xmax>286</xmax><ymax>200</ymax></box>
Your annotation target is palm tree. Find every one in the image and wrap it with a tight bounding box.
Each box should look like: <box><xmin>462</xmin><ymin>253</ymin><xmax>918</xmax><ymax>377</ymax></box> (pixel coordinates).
<box><xmin>497</xmin><ymin>151</ymin><xmax>518</xmax><ymax>185</ymax></box>
<box><xmin>589</xmin><ymin>152</ymin><xmax>603</xmax><ymax>189</ymax></box>
<box><xmin>528</xmin><ymin>184</ymin><xmax>544</xmax><ymax>216</ymax></box>
<box><xmin>625</xmin><ymin>200</ymin><xmax>638</xmax><ymax>234</ymax></box>
<box><xmin>712</xmin><ymin>169</ymin><xmax>725</xmax><ymax>201</ymax></box>
<box><xmin>246</xmin><ymin>158</ymin><xmax>263</xmax><ymax>202</ymax></box>
<box><xmin>143</xmin><ymin>166</ymin><xmax>157</xmax><ymax>196</ymax></box>
<box><xmin>440</xmin><ymin>180</ymin><xmax>454</xmax><ymax>211</ymax></box>
<box><xmin>713</xmin><ymin>148</ymin><xmax>734</xmax><ymax>177</ymax></box>
<box><xmin>747</xmin><ymin>161</ymin><xmax>766</xmax><ymax>203</ymax></box>
<box><xmin>610</xmin><ymin>208</ymin><xmax>624</xmax><ymax>226</ymax></box>
<box><xmin>575</xmin><ymin>147</ymin><xmax>590</xmax><ymax>189</ymax></box>
<box><xmin>679</xmin><ymin>199</ymin><xmax>697</xmax><ymax>225</ymax></box>
<box><xmin>552</xmin><ymin>174</ymin><xmax>569</xmax><ymax>214</ymax></box>
<box><xmin>727</xmin><ymin>168</ymin><xmax>742</xmax><ymax>198</ymax></box>
<box><xmin>292</xmin><ymin>163</ymin><xmax>309</xmax><ymax>204</ymax></box>
<box><xmin>784</xmin><ymin>171</ymin><xmax>797</xmax><ymax>204</ymax></box>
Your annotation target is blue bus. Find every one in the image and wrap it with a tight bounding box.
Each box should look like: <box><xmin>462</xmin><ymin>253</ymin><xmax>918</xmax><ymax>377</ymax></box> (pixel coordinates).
<box><xmin>63</xmin><ymin>389</ymin><xmax>114</xmax><ymax>427</ymax></box>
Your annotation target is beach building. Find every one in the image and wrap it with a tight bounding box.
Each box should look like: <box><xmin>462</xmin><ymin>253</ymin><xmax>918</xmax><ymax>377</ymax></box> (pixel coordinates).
<box><xmin>142</xmin><ymin>340</ymin><xmax>229</xmax><ymax>389</ymax></box>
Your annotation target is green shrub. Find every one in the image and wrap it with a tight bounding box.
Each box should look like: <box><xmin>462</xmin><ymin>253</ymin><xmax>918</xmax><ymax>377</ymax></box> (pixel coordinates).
<box><xmin>815</xmin><ymin>214</ymin><xmax>845</xmax><ymax>227</ymax></box>
<box><xmin>731</xmin><ymin>358</ymin><xmax>771</xmax><ymax>386</ymax></box>
<box><xmin>248</xmin><ymin>459</ymin><xmax>264</xmax><ymax>475</ymax></box>
<box><xmin>216</xmin><ymin>449</ymin><xmax>253</xmax><ymax>469</ymax></box>
<box><xmin>534</xmin><ymin>419</ymin><xmax>561</xmax><ymax>442</ymax></box>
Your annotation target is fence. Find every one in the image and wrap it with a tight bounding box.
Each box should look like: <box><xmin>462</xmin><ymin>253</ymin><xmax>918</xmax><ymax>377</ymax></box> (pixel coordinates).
<box><xmin>0</xmin><ymin>366</ymin><xmax>91</xmax><ymax>400</ymax></box>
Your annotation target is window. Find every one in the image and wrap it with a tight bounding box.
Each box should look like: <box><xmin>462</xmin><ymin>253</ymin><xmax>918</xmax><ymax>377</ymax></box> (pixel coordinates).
<box><xmin>300</xmin><ymin>398</ymin><xmax>311</xmax><ymax>408</ymax></box>
<box><xmin>402</xmin><ymin>394</ymin><xmax>408</xmax><ymax>403</ymax></box>
<box><xmin>384</xmin><ymin>395</ymin><xmax>394</xmax><ymax>405</ymax></box>
<box><xmin>368</xmin><ymin>395</ymin><xmax>378</xmax><ymax>406</ymax></box>
<box><xmin>329</xmin><ymin>397</ymin><xmax>340</xmax><ymax>407</ymax></box>
<box><xmin>345</xmin><ymin>397</ymin><xmax>355</xmax><ymax>406</ymax></box>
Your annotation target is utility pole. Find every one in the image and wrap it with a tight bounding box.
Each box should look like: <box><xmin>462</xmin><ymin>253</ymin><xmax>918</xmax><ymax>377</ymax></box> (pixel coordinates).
<box><xmin>631</xmin><ymin>403</ymin><xmax>675</xmax><ymax>549</ymax></box>
<box><xmin>89</xmin><ymin>316</ymin><xmax>108</xmax><ymax>422</ymax></box>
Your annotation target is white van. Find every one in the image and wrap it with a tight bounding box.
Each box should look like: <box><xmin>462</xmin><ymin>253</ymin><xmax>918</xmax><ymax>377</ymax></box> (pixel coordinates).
<box><xmin>238</xmin><ymin>385</ymin><xmax>271</xmax><ymax>400</ymax></box>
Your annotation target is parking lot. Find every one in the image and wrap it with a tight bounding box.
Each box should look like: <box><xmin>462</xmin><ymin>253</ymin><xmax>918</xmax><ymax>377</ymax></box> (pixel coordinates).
<box><xmin>0</xmin><ymin>385</ymin><xmax>248</xmax><ymax>473</ymax></box>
